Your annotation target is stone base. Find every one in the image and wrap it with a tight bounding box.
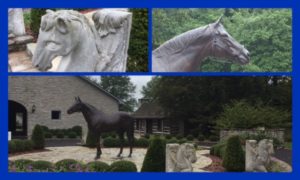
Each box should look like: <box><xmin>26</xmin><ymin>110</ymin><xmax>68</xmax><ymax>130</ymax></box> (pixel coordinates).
<box><xmin>9</xmin><ymin>35</ymin><xmax>33</xmax><ymax>52</ymax></box>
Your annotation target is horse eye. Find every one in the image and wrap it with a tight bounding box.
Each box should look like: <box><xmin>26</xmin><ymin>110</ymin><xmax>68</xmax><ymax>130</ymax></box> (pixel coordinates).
<box><xmin>56</xmin><ymin>18</ymin><xmax>69</xmax><ymax>34</ymax></box>
<box><xmin>41</xmin><ymin>20</ymin><xmax>47</xmax><ymax>31</ymax></box>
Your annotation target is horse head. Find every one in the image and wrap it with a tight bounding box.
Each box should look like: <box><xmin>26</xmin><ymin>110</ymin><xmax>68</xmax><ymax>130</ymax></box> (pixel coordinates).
<box><xmin>209</xmin><ymin>16</ymin><xmax>250</xmax><ymax>65</ymax></box>
<box><xmin>32</xmin><ymin>10</ymin><xmax>97</xmax><ymax>71</ymax></box>
<box><xmin>67</xmin><ymin>96</ymin><xmax>83</xmax><ymax>114</ymax></box>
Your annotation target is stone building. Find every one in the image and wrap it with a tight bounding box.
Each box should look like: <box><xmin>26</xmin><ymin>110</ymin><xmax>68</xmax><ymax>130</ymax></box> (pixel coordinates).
<box><xmin>9</xmin><ymin>76</ymin><xmax>120</xmax><ymax>140</ymax></box>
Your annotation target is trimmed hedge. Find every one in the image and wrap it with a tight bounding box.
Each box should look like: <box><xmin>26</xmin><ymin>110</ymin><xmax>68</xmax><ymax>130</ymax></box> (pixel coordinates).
<box><xmin>110</xmin><ymin>160</ymin><xmax>137</xmax><ymax>172</ymax></box>
<box><xmin>55</xmin><ymin>159</ymin><xmax>84</xmax><ymax>172</ymax></box>
<box><xmin>141</xmin><ymin>136</ymin><xmax>166</xmax><ymax>172</ymax></box>
<box><xmin>31</xmin><ymin>160</ymin><xmax>53</xmax><ymax>171</ymax></box>
<box><xmin>222</xmin><ymin>136</ymin><xmax>245</xmax><ymax>172</ymax></box>
<box><xmin>31</xmin><ymin>124</ymin><xmax>45</xmax><ymax>149</ymax></box>
<box><xmin>14</xmin><ymin>159</ymin><xmax>34</xmax><ymax>171</ymax></box>
<box><xmin>86</xmin><ymin>161</ymin><xmax>110</xmax><ymax>172</ymax></box>
<box><xmin>67</xmin><ymin>132</ymin><xmax>77</xmax><ymax>139</ymax></box>
<box><xmin>9</xmin><ymin>139</ymin><xmax>34</xmax><ymax>153</ymax></box>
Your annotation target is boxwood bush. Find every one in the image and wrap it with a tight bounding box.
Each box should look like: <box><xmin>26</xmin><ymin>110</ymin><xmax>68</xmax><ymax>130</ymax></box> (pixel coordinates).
<box><xmin>222</xmin><ymin>135</ymin><xmax>245</xmax><ymax>172</ymax></box>
<box><xmin>31</xmin><ymin>124</ymin><xmax>45</xmax><ymax>149</ymax></box>
<box><xmin>9</xmin><ymin>139</ymin><xmax>34</xmax><ymax>153</ymax></box>
<box><xmin>31</xmin><ymin>160</ymin><xmax>53</xmax><ymax>171</ymax></box>
<box><xmin>110</xmin><ymin>160</ymin><xmax>137</xmax><ymax>172</ymax></box>
<box><xmin>141</xmin><ymin>136</ymin><xmax>166</xmax><ymax>172</ymax></box>
<box><xmin>86</xmin><ymin>161</ymin><xmax>110</xmax><ymax>172</ymax></box>
<box><xmin>55</xmin><ymin>159</ymin><xmax>84</xmax><ymax>172</ymax></box>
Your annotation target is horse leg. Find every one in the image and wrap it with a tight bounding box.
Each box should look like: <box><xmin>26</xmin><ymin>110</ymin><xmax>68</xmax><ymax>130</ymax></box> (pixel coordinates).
<box><xmin>95</xmin><ymin>136</ymin><xmax>101</xmax><ymax>160</ymax></box>
<box><xmin>117</xmin><ymin>131</ymin><xmax>124</xmax><ymax>157</ymax></box>
<box><xmin>126</xmin><ymin>129</ymin><xmax>134</xmax><ymax>157</ymax></box>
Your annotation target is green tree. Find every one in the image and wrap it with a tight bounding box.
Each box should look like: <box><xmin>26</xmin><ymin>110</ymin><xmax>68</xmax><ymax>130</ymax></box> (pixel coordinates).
<box><xmin>127</xmin><ymin>9</ymin><xmax>148</xmax><ymax>72</ymax></box>
<box><xmin>100</xmin><ymin>76</ymin><xmax>137</xmax><ymax>112</ymax></box>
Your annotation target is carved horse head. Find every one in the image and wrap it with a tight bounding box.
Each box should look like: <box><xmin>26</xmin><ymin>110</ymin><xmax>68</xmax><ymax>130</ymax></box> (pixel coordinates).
<box><xmin>32</xmin><ymin>10</ymin><xmax>101</xmax><ymax>71</ymax></box>
<box><xmin>152</xmin><ymin>16</ymin><xmax>250</xmax><ymax>72</ymax></box>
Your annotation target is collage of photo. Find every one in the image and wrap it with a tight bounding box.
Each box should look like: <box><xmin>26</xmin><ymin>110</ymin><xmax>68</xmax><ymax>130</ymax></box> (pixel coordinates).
<box><xmin>7</xmin><ymin>8</ymin><xmax>292</xmax><ymax>173</ymax></box>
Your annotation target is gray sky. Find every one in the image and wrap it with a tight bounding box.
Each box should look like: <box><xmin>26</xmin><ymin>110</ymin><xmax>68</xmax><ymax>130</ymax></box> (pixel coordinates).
<box><xmin>88</xmin><ymin>76</ymin><xmax>153</xmax><ymax>99</ymax></box>
<box><xmin>130</xmin><ymin>76</ymin><xmax>153</xmax><ymax>99</ymax></box>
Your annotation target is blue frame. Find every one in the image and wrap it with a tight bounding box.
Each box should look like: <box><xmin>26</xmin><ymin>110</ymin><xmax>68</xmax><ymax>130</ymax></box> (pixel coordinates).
<box><xmin>1</xmin><ymin>0</ymin><xmax>298</xmax><ymax>179</ymax></box>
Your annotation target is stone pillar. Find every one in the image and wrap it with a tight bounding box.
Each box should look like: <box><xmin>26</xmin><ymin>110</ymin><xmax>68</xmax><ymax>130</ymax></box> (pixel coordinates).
<box><xmin>8</xmin><ymin>8</ymin><xmax>26</xmax><ymax>36</ymax></box>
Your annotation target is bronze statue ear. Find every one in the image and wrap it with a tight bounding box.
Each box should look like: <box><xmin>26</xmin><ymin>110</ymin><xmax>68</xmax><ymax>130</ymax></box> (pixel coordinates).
<box><xmin>214</xmin><ymin>15</ymin><xmax>223</xmax><ymax>27</ymax></box>
<box><xmin>56</xmin><ymin>17</ymin><xmax>69</xmax><ymax>34</ymax></box>
<box><xmin>77</xmin><ymin>96</ymin><xmax>82</xmax><ymax>103</ymax></box>
<box><xmin>75</xmin><ymin>96</ymin><xmax>78</xmax><ymax>101</ymax></box>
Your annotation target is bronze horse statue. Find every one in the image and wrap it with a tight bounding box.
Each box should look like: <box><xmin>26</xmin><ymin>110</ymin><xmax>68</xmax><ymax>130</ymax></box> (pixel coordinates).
<box><xmin>67</xmin><ymin>97</ymin><xmax>134</xmax><ymax>159</ymax></box>
<box><xmin>152</xmin><ymin>16</ymin><xmax>250</xmax><ymax>72</ymax></box>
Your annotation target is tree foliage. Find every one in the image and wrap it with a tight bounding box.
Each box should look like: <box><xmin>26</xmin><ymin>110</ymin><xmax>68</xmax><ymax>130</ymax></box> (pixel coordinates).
<box><xmin>127</xmin><ymin>9</ymin><xmax>148</xmax><ymax>72</ymax></box>
<box><xmin>153</xmin><ymin>8</ymin><xmax>291</xmax><ymax>72</ymax></box>
<box><xmin>141</xmin><ymin>76</ymin><xmax>291</xmax><ymax>137</ymax></box>
<box><xmin>99</xmin><ymin>76</ymin><xmax>137</xmax><ymax>112</ymax></box>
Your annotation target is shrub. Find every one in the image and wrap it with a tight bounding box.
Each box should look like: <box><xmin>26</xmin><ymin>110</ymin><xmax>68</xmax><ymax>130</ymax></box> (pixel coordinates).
<box><xmin>141</xmin><ymin>136</ymin><xmax>166</xmax><ymax>172</ymax></box>
<box><xmin>144</xmin><ymin>134</ymin><xmax>150</xmax><ymax>139</ymax></box>
<box><xmin>8</xmin><ymin>140</ymin><xmax>17</xmax><ymax>153</ymax></box>
<box><xmin>14</xmin><ymin>159</ymin><xmax>34</xmax><ymax>171</ymax></box>
<box><xmin>135</xmin><ymin>137</ymin><xmax>149</xmax><ymax>147</ymax></box>
<box><xmin>166</xmin><ymin>137</ymin><xmax>178</xmax><ymax>144</ymax></box>
<box><xmin>208</xmin><ymin>135</ymin><xmax>219</xmax><ymax>142</ymax></box>
<box><xmin>127</xmin><ymin>9</ymin><xmax>148</xmax><ymax>72</ymax></box>
<box><xmin>11</xmin><ymin>139</ymin><xmax>34</xmax><ymax>153</ymax></box>
<box><xmin>176</xmin><ymin>134</ymin><xmax>184</xmax><ymax>140</ymax></box>
<box><xmin>197</xmin><ymin>134</ymin><xmax>205</xmax><ymax>141</ymax></box>
<box><xmin>101</xmin><ymin>132</ymin><xmax>117</xmax><ymax>139</ymax></box>
<box><xmin>222</xmin><ymin>136</ymin><xmax>245</xmax><ymax>172</ymax></box>
<box><xmin>55</xmin><ymin>159</ymin><xmax>84</xmax><ymax>172</ymax></box>
<box><xmin>86</xmin><ymin>161</ymin><xmax>110</xmax><ymax>172</ymax></box>
<box><xmin>165</xmin><ymin>134</ymin><xmax>172</xmax><ymax>139</ymax></box>
<box><xmin>110</xmin><ymin>160</ymin><xmax>137</xmax><ymax>172</ymax></box>
<box><xmin>186</xmin><ymin>134</ymin><xmax>194</xmax><ymax>141</ymax></box>
<box><xmin>31</xmin><ymin>124</ymin><xmax>45</xmax><ymax>149</ymax></box>
<box><xmin>71</xmin><ymin>126</ymin><xmax>82</xmax><ymax>137</ymax></box>
<box><xmin>103</xmin><ymin>137</ymin><xmax>121</xmax><ymax>147</ymax></box>
<box><xmin>44</xmin><ymin>132</ymin><xmax>53</xmax><ymax>139</ymax></box>
<box><xmin>31</xmin><ymin>160</ymin><xmax>53</xmax><ymax>171</ymax></box>
<box><xmin>40</xmin><ymin>126</ymin><xmax>49</xmax><ymax>133</ymax></box>
<box><xmin>30</xmin><ymin>9</ymin><xmax>47</xmax><ymax>37</ymax></box>
<box><xmin>178</xmin><ymin>138</ymin><xmax>187</xmax><ymax>144</ymax></box>
<box><xmin>56</xmin><ymin>132</ymin><xmax>64</xmax><ymax>139</ymax></box>
<box><xmin>67</xmin><ymin>132</ymin><xmax>77</xmax><ymax>139</ymax></box>
<box><xmin>85</xmin><ymin>131</ymin><xmax>98</xmax><ymax>148</ymax></box>
<box><xmin>23</xmin><ymin>140</ymin><xmax>34</xmax><ymax>151</ymax></box>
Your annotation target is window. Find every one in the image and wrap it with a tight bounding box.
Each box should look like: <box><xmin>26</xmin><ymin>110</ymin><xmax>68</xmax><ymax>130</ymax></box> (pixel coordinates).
<box><xmin>51</xmin><ymin>111</ymin><xmax>61</xmax><ymax>120</ymax></box>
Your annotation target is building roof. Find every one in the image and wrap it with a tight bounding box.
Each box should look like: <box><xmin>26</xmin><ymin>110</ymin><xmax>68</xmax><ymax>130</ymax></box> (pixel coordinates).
<box><xmin>79</xmin><ymin>77</ymin><xmax>122</xmax><ymax>104</ymax></box>
<box><xmin>133</xmin><ymin>101</ymin><xmax>166</xmax><ymax>119</ymax></box>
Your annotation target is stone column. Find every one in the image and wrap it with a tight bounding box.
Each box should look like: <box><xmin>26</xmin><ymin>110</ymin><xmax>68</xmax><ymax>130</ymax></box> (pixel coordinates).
<box><xmin>8</xmin><ymin>8</ymin><xmax>26</xmax><ymax>36</ymax></box>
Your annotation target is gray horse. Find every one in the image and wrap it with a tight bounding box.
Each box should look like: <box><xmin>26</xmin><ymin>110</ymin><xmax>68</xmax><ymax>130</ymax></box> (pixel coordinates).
<box><xmin>152</xmin><ymin>16</ymin><xmax>250</xmax><ymax>72</ymax></box>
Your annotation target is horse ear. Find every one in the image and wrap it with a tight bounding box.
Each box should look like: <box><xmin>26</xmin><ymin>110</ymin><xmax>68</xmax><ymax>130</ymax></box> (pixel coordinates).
<box><xmin>77</xmin><ymin>96</ymin><xmax>82</xmax><ymax>103</ymax></box>
<box><xmin>56</xmin><ymin>17</ymin><xmax>69</xmax><ymax>34</ymax></box>
<box><xmin>46</xmin><ymin>9</ymin><xmax>54</xmax><ymax>14</ymax></box>
<box><xmin>75</xmin><ymin>96</ymin><xmax>78</xmax><ymax>101</ymax></box>
<box><xmin>214</xmin><ymin>15</ymin><xmax>223</xmax><ymax>27</ymax></box>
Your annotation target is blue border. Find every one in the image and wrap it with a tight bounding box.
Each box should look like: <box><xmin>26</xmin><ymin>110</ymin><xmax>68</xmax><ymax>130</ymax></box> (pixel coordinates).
<box><xmin>1</xmin><ymin>0</ymin><xmax>299</xmax><ymax>179</ymax></box>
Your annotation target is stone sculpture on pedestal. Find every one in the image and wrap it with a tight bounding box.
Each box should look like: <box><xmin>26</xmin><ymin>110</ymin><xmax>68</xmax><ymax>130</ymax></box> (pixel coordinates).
<box><xmin>166</xmin><ymin>143</ymin><xmax>197</xmax><ymax>172</ymax></box>
<box><xmin>246</xmin><ymin>139</ymin><xmax>274</xmax><ymax>172</ymax></box>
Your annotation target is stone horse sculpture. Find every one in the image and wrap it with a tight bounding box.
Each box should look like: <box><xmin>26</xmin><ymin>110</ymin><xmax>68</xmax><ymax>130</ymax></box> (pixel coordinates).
<box><xmin>246</xmin><ymin>139</ymin><xmax>274</xmax><ymax>172</ymax></box>
<box><xmin>166</xmin><ymin>143</ymin><xmax>197</xmax><ymax>172</ymax></box>
<box><xmin>67</xmin><ymin>97</ymin><xmax>134</xmax><ymax>159</ymax></box>
<box><xmin>152</xmin><ymin>16</ymin><xmax>250</xmax><ymax>72</ymax></box>
<box><xmin>33</xmin><ymin>9</ymin><xmax>132</xmax><ymax>72</ymax></box>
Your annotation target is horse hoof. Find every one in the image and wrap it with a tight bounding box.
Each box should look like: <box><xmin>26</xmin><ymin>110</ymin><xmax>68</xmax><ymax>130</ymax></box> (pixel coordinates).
<box><xmin>94</xmin><ymin>156</ymin><xmax>100</xmax><ymax>160</ymax></box>
<box><xmin>128</xmin><ymin>155</ymin><xmax>132</xmax><ymax>158</ymax></box>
